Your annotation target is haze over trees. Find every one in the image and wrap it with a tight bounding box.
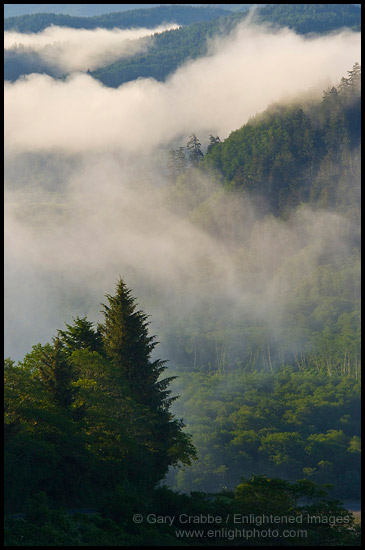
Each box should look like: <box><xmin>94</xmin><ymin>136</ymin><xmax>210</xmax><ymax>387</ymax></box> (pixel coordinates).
<box><xmin>4</xmin><ymin>275</ymin><xmax>361</xmax><ymax>545</ymax></box>
<box><xmin>159</xmin><ymin>66</ymin><xmax>361</xmax><ymax>499</ymax></box>
<box><xmin>5</xmin><ymin>64</ymin><xmax>361</xmax><ymax>545</ymax></box>
<box><xmin>4</xmin><ymin>4</ymin><xmax>361</xmax><ymax>84</ymax></box>
<box><xmin>4</xmin><ymin>4</ymin><xmax>361</xmax><ymax>546</ymax></box>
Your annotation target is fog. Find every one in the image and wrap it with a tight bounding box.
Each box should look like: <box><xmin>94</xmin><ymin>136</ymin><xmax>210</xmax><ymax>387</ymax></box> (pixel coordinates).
<box><xmin>4</xmin><ymin>24</ymin><xmax>179</xmax><ymax>73</ymax></box>
<box><xmin>4</xmin><ymin>19</ymin><xmax>361</xmax><ymax>362</ymax></box>
<box><xmin>5</xmin><ymin>24</ymin><xmax>360</xmax><ymax>155</ymax></box>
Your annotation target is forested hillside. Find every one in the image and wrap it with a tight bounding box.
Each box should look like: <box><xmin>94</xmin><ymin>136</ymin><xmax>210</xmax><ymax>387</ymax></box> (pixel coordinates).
<box><xmin>89</xmin><ymin>4</ymin><xmax>362</xmax><ymax>87</ymax></box>
<box><xmin>5</xmin><ymin>65</ymin><xmax>361</xmax><ymax>527</ymax></box>
<box><xmin>4</xmin><ymin>3</ymin><xmax>361</xmax><ymax>543</ymax></box>
<box><xmin>91</xmin><ymin>15</ymin><xmax>244</xmax><ymax>88</ymax></box>
<box><xmin>150</xmin><ymin>66</ymin><xmax>361</xmax><ymax>500</ymax></box>
<box><xmin>4</xmin><ymin>4</ymin><xmax>361</xmax><ymax>85</ymax></box>
<box><xmin>196</xmin><ymin>63</ymin><xmax>361</xmax><ymax>216</ymax></box>
<box><xmin>256</xmin><ymin>4</ymin><xmax>361</xmax><ymax>34</ymax></box>
<box><xmin>4</xmin><ymin>5</ymin><xmax>231</xmax><ymax>32</ymax></box>
<box><xmin>169</xmin><ymin>369</ymin><xmax>360</xmax><ymax>498</ymax></box>
<box><xmin>4</xmin><ymin>4</ymin><xmax>360</xmax><ymax>34</ymax></box>
<box><xmin>3</xmin><ymin>4</ymin><xmax>188</xmax><ymax>18</ymax></box>
<box><xmin>4</xmin><ymin>4</ymin><xmax>252</xmax><ymax>18</ymax></box>
<box><xmin>165</xmin><ymin>64</ymin><xmax>361</xmax><ymax>370</ymax></box>
<box><xmin>3</xmin><ymin>6</ymin><xmax>232</xmax><ymax>82</ymax></box>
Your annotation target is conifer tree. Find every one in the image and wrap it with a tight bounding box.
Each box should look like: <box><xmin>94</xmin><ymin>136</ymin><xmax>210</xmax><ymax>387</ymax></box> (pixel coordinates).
<box><xmin>100</xmin><ymin>278</ymin><xmax>174</xmax><ymax>408</ymax></box>
<box><xmin>37</xmin><ymin>337</ymin><xmax>75</xmax><ymax>408</ymax></box>
<box><xmin>168</xmin><ymin>146</ymin><xmax>187</xmax><ymax>182</ymax></box>
<box><xmin>58</xmin><ymin>316</ymin><xmax>104</xmax><ymax>356</ymax></box>
<box><xmin>207</xmin><ymin>134</ymin><xmax>221</xmax><ymax>154</ymax></box>
<box><xmin>347</xmin><ymin>62</ymin><xmax>361</xmax><ymax>96</ymax></box>
<box><xmin>100</xmin><ymin>277</ymin><xmax>196</xmax><ymax>479</ymax></box>
<box><xmin>187</xmin><ymin>133</ymin><xmax>204</xmax><ymax>166</ymax></box>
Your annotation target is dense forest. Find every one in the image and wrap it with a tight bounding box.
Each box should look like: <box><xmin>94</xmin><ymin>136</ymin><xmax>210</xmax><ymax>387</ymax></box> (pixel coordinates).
<box><xmin>4</xmin><ymin>6</ymin><xmax>233</xmax><ymax>82</ymax></box>
<box><xmin>256</xmin><ymin>4</ymin><xmax>361</xmax><ymax>34</ymax></box>
<box><xmin>3</xmin><ymin>4</ymin><xmax>251</xmax><ymax>18</ymax></box>
<box><xmin>4</xmin><ymin>278</ymin><xmax>361</xmax><ymax>545</ymax></box>
<box><xmin>192</xmin><ymin>63</ymin><xmax>361</xmax><ymax>217</ymax></box>
<box><xmin>3</xmin><ymin>2</ymin><xmax>361</xmax><ymax>545</ymax></box>
<box><xmin>4</xmin><ymin>5</ymin><xmax>232</xmax><ymax>33</ymax></box>
<box><xmin>163</xmin><ymin>64</ymin><xmax>361</xmax><ymax>374</ymax></box>
<box><xmin>156</xmin><ymin>64</ymin><xmax>362</xmax><ymax>499</ymax></box>
<box><xmin>169</xmin><ymin>369</ymin><xmax>360</xmax><ymax>498</ymax></box>
<box><xmin>4</xmin><ymin>4</ymin><xmax>360</xmax><ymax>34</ymax></box>
<box><xmin>4</xmin><ymin>4</ymin><xmax>361</xmax><ymax>85</ymax></box>
<box><xmin>91</xmin><ymin>4</ymin><xmax>361</xmax><ymax>89</ymax></box>
<box><xmin>3</xmin><ymin>4</ymin><xmax>210</xmax><ymax>18</ymax></box>
<box><xmin>90</xmin><ymin>15</ymin><xmax>244</xmax><ymax>88</ymax></box>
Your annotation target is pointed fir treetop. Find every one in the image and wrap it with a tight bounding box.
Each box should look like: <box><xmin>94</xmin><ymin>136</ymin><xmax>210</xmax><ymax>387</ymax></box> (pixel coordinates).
<box><xmin>37</xmin><ymin>337</ymin><xmax>75</xmax><ymax>409</ymax></box>
<box><xmin>58</xmin><ymin>316</ymin><xmax>104</xmax><ymax>356</ymax></box>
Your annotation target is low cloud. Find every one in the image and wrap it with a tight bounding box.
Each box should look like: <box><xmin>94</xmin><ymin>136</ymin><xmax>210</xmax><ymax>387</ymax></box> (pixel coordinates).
<box><xmin>4</xmin><ymin>22</ymin><xmax>360</xmax><ymax>156</ymax></box>
<box><xmin>4</xmin><ymin>19</ymin><xmax>361</xmax><ymax>361</ymax></box>
<box><xmin>4</xmin><ymin>24</ymin><xmax>179</xmax><ymax>73</ymax></box>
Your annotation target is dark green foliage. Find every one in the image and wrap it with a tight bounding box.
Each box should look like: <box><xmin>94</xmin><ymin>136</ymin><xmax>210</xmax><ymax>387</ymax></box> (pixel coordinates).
<box><xmin>90</xmin><ymin>5</ymin><xmax>361</xmax><ymax>88</ymax></box>
<box><xmin>4</xmin><ymin>5</ymin><xmax>232</xmax><ymax>33</ymax></box>
<box><xmin>58</xmin><ymin>316</ymin><xmax>104</xmax><ymax>356</ymax></box>
<box><xmin>4</xmin><ymin>8</ymin><xmax>239</xmax><ymax>83</ymax></box>
<box><xmin>168</xmin><ymin>368</ymin><xmax>361</xmax><ymax>499</ymax></box>
<box><xmin>5</xmin><ymin>348</ymin><xmax>92</xmax><ymax>510</ymax></box>
<box><xmin>99</xmin><ymin>278</ymin><xmax>196</xmax><ymax>482</ymax></box>
<box><xmin>24</xmin><ymin>491</ymin><xmax>50</xmax><ymax>526</ymax></box>
<box><xmin>190</xmin><ymin>64</ymin><xmax>361</xmax><ymax>217</ymax></box>
<box><xmin>5</xmin><ymin>278</ymin><xmax>195</xmax><ymax>513</ymax></box>
<box><xmin>100</xmin><ymin>277</ymin><xmax>173</xmax><ymax>409</ymax></box>
<box><xmin>255</xmin><ymin>4</ymin><xmax>361</xmax><ymax>34</ymax></box>
<box><xmin>91</xmin><ymin>14</ymin><xmax>246</xmax><ymax>88</ymax></box>
<box><xmin>37</xmin><ymin>337</ymin><xmax>75</xmax><ymax>408</ymax></box>
<box><xmin>4</xmin><ymin>4</ymin><xmax>360</xmax><ymax>35</ymax></box>
<box><xmin>4</xmin><ymin>478</ymin><xmax>360</xmax><ymax>546</ymax></box>
<box><xmin>5</xmin><ymin>5</ymin><xmax>360</xmax><ymax>86</ymax></box>
<box><xmin>3</xmin><ymin>44</ymin><xmax>361</xmax><ymax>544</ymax></box>
<box><xmin>4</xmin><ymin>46</ymin><xmax>63</xmax><ymax>81</ymax></box>
<box><xmin>159</xmin><ymin>70</ymin><xmax>361</xmax><ymax>500</ymax></box>
<box><xmin>205</xmin><ymin>105</ymin><xmax>317</xmax><ymax>214</ymax></box>
<box><xmin>207</xmin><ymin>135</ymin><xmax>222</xmax><ymax>154</ymax></box>
<box><xmin>168</xmin><ymin>135</ymin><xmax>206</xmax><ymax>184</ymax></box>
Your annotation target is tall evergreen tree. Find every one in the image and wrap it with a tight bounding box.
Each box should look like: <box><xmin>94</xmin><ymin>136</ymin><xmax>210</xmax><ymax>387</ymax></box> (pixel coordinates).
<box><xmin>347</xmin><ymin>62</ymin><xmax>361</xmax><ymax>96</ymax></box>
<box><xmin>99</xmin><ymin>277</ymin><xmax>196</xmax><ymax>480</ymax></box>
<box><xmin>37</xmin><ymin>338</ymin><xmax>75</xmax><ymax>409</ymax></box>
<box><xmin>187</xmin><ymin>134</ymin><xmax>204</xmax><ymax>166</ymax></box>
<box><xmin>167</xmin><ymin>146</ymin><xmax>188</xmax><ymax>182</ymax></box>
<box><xmin>207</xmin><ymin>134</ymin><xmax>221</xmax><ymax>154</ymax></box>
<box><xmin>100</xmin><ymin>277</ymin><xmax>173</xmax><ymax>409</ymax></box>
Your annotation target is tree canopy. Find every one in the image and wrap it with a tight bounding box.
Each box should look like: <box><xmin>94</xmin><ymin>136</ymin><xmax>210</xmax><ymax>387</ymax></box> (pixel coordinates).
<box><xmin>5</xmin><ymin>278</ymin><xmax>196</xmax><ymax>513</ymax></box>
